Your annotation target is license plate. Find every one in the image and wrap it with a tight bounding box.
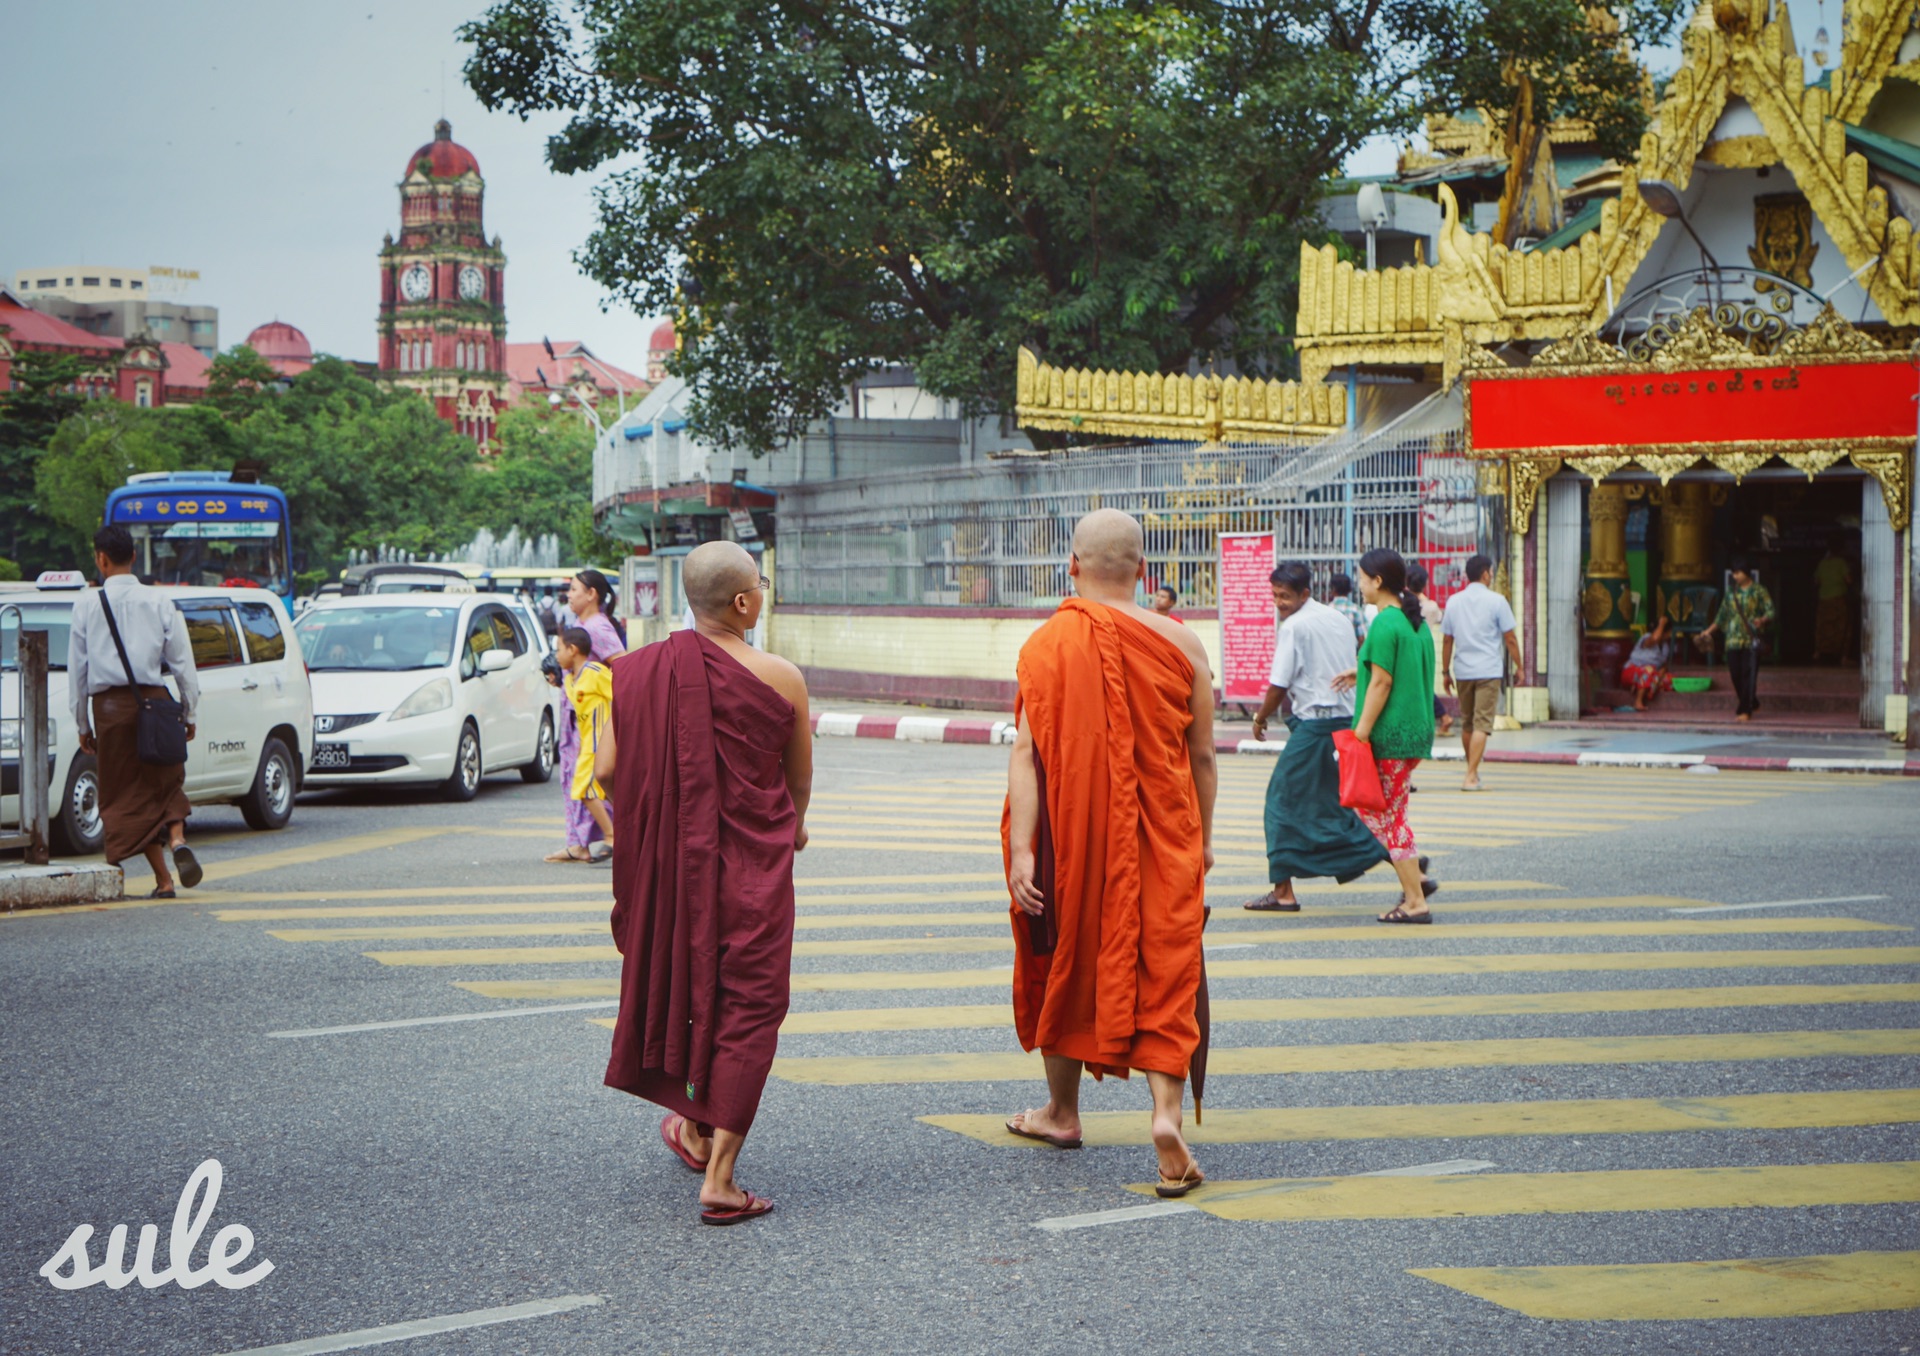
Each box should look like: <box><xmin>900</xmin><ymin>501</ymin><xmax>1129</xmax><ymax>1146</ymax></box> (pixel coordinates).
<box><xmin>313</xmin><ymin>743</ymin><xmax>351</xmax><ymax>769</ymax></box>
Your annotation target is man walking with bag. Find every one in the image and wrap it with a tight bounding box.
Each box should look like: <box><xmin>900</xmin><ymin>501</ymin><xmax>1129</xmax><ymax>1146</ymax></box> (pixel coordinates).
<box><xmin>69</xmin><ymin>525</ymin><xmax>203</xmax><ymax>898</ymax></box>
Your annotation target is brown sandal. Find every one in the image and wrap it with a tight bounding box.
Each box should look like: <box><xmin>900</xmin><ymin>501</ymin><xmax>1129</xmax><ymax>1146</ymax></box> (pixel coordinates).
<box><xmin>1156</xmin><ymin>1160</ymin><xmax>1206</xmax><ymax>1198</ymax></box>
<box><xmin>1378</xmin><ymin>903</ymin><xmax>1433</xmax><ymax>924</ymax></box>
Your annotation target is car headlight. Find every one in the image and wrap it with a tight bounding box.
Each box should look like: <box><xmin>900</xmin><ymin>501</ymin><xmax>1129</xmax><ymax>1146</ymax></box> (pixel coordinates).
<box><xmin>390</xmin><ymin>678</ymin><xmax>453</xmax><ymax>721</ymax></box>
<box><xmin>0</xmin><ymin>719</ymin><xmax>54</xmax><ymax>752</ymax></box>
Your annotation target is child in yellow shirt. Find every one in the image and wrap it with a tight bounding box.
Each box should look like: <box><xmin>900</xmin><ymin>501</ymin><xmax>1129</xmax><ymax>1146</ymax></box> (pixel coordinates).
<box><xmin>557</xmin><ymin>627</ymin><xmax>615</xmax><ymax>849</ymax></box>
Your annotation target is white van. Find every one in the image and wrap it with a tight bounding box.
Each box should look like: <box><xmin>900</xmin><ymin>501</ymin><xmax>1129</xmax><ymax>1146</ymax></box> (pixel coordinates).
<box><xmin>1</xmin><ymin>575</ymin><xmax>315</xmax><ymax>854</ymax></box>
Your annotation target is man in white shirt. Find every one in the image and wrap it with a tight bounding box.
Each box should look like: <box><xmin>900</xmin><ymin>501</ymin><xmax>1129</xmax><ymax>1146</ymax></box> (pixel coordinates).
<box><xmin>1245</xmin><ymin>561</ymin><xmax>1389</xmax><ymax>911</ymax></box>
<box><xmin>1440</xmin><ymin>553</ymin><xmax>1521</xmax><ymax>791</ymax></box>
<box><xmin>70</xmin><ymin>525</ymin><xmax>203</xmax><ymax>896</ymax></box>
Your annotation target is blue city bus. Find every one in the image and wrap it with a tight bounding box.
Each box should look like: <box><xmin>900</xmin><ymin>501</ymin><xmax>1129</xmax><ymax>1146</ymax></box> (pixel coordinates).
<box><xmin>104</xmin><ymin>471</ymin><xmax>296</xmax><ymax>610</ymax></box>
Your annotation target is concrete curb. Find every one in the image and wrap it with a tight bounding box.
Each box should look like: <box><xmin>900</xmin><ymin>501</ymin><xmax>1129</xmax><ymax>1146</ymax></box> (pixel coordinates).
<box><xmin>809</xmin><ymin>711</ymin><xmax>1916</xmax><ymax>774</ymax></box>
<box><xmin>1</xmin><ymin>862</ymin><xmax>124</xmax><ymax>911</ymax></box>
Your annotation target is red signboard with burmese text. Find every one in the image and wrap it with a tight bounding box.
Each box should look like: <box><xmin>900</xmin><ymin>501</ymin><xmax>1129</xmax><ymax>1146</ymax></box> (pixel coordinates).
<box><xmin>1217</xmin><ymin>531</ymin><xmax>1276</xmax><ymax>704</ymax></box>
<box><xmin>1466</xmin><ymin>356</ymin><xmax>1920</xmax><ymax>455</ymax></box>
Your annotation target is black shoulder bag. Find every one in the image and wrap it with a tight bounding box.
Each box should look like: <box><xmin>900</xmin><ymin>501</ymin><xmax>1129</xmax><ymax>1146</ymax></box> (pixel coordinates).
<box><xmin>98</xmin><ymin>591</ymin><xmax>190</xmax><ymax>767</ymax></box>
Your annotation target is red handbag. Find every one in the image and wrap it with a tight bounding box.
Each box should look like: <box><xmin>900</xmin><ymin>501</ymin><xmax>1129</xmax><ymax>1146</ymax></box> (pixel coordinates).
<box><xmin>1332</xmin><ymin>729</ymin><xmax>1388</xmax><ymax>813</ymax></box>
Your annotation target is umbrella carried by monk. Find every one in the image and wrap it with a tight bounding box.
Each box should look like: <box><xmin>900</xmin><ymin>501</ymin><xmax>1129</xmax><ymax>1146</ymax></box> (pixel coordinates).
<box><xmin>1000</xmin><ymin>508</ymin><xmax>1218</xmax><ymax>1197</ymax></box>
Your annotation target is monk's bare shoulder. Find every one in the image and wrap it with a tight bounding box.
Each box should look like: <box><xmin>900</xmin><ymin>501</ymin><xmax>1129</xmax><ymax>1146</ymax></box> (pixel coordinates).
<box><xmin>733</xmin><ymin>646</ymin><xmax>809</xmax><ymax>710</ymax></box>
<box><xmin>1129</xmin><ymin>604</ymin><xmax>1211</xmax><ymax>677</ymax></box>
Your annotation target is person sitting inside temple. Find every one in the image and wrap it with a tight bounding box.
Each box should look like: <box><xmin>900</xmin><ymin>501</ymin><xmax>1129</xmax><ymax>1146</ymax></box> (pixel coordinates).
<box><xmin>1620</xmin><ymin>616</ymin><xmax>1676</xmax><ymax>712</ymax></box>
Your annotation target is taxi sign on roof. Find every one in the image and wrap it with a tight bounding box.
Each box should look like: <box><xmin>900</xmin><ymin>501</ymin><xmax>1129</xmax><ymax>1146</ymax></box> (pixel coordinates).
<box><xmin>34</xmin><ymin>571</ymin><xmax>88</xmax><ymax>590</ymax></box>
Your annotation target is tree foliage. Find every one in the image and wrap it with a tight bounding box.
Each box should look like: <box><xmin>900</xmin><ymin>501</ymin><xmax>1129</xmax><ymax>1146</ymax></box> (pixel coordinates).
<box><xmin>463</xmin><ymin>0</ymin><xmax>1685</xmax><ymax>451</ymax></box>
<box><xmin>0</xmin><ymin>349</ymin><xmax>95</xmax><ymax>571</ymax></box>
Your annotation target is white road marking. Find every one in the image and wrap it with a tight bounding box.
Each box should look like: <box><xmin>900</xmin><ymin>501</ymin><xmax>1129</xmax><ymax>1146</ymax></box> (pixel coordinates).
<box><xmin>211</xmin><ymin>1294</ymin><xmax>604</xmax><ymax>1355</ymax></box>
<box><xmin>1670</xmin><ymin>895</ymin><xmax>1890</xmax><ymax>915</ymax></box>
<box><xmin>266</xmin><ymin>1001</ymin><xmax>618</xmax><ymax>1039</ymax></box>
<box><xmin>1033</xmin><ymin>1160</ymin><xmax>1498</xmax><ymax>1230</ymax></box>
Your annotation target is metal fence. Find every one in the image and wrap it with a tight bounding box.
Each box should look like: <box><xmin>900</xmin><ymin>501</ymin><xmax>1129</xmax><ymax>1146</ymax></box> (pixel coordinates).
<box><xmin>777</xmin><ymin>428</ymin><xmax>1484</xmax><ymax>609</ymax></box>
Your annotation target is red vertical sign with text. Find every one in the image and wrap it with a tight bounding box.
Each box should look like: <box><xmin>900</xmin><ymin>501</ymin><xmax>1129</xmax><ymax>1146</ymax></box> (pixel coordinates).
<box><xmin>1218</xmin><ymin>532</ymin><xmax>1275</xmax><ymax>704</ymax></box>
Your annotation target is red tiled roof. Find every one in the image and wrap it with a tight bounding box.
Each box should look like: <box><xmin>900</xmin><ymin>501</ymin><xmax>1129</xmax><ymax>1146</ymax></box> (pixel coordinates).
<box><xmin>502</xmin><ymin>341</ymin><xmax>646</xmax><ymax>398</ymax></box>
<box><xmin>0</xmin><ymin>293</ymin><xmax>124</xmax><ymax>354</ymax></box>
<box><xmin>160</xmin><ymin>342</ymin><xmax>212</xmax><ymax>390</ymax></box>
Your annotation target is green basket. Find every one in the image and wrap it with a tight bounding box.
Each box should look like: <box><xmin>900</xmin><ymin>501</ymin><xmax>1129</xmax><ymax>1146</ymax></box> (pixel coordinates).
<box><xmin>1672</xmin><ymin>677</ymin><xmax>1713</xmax><ymax>693</ymax></box>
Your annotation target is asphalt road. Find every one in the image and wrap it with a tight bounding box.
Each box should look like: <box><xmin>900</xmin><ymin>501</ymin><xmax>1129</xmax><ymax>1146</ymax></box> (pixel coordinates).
<box><xmin>3</xmin><ymin>743</ymin><xmax>1917</xmax><ymax>1355</ymax></box>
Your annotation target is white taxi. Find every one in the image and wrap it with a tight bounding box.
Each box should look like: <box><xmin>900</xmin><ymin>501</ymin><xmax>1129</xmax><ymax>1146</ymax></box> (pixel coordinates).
<box><xmin>1</xmin><ymin>573</ymin><xmax>315</xmax><ymax>854</ymax></box>
<box><xmin>293</xmin><ymin>594</ymin><xmax>558</xmax><ymax>800</ymax></box>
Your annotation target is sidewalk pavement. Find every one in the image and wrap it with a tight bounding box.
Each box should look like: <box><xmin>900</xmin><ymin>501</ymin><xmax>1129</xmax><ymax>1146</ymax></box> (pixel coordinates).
<box><xmin>807</xmin><ymin>699</ymin><xmax>1918</xmax><ymax>775</ymax></box>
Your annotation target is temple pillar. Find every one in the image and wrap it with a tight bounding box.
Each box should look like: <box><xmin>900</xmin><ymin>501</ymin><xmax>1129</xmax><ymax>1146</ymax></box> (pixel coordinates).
<box><xmin>1656</xmin><ymin>481</ymin><xmax>1716</xmax><ymax>636</ymax></box>
<box><xmin>1581</xmin><ymin>481</ymin><xmax>1635</xmax><ymax>699</ymax></box>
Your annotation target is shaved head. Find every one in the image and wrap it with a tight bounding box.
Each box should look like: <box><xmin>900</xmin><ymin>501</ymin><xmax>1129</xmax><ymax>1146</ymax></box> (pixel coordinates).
<box><xmin>684</xmin><ymin>541</ymin><xmax>760</xmax><ymax>617</ymax></box>
<box><xmin>1071</xmin><ymin>509</ymin><xmax>1146</xmax><ymax>585</ymax></box>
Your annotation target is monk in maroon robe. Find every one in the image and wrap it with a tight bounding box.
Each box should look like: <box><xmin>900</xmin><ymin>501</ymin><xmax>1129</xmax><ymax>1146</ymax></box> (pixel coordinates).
<box><xmin>602</xmin><ymin>541</ymin><xmax>812</xmax><ymax>1225</ymax></box>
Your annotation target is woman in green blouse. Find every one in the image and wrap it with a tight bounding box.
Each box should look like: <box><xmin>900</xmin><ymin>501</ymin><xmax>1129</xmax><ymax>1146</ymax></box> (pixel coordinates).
<box><xmin>1337</xmin><ymin>548</ymin><xmax>1441</xmax><ymax>923</ymax></box>
<box><xmin>1696</xmin><ymin>561</ymin><xmax>1775</xmax><ymax>722</ymax></box>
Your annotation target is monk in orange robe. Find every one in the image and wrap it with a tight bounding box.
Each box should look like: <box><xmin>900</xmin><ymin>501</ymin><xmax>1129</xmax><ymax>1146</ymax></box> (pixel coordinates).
<box><xmin>1001</xmin><ymin>508</ymin><xmax>1217</xmax><ymax>1196</ymax></box>
<box><xmin>601</xmin><ymin>541</ymin><xmax>812</xmax><ymax>1225</ymax></box>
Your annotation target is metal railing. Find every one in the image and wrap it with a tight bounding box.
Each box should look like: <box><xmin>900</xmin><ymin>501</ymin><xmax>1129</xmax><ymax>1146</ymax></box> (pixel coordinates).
<box><xmin>776</xmin><ymin>431</ymin><xmax>1483</xmax><ymax>609</ymax></box>
<box><xmin>1</xmin><ymin>604</ymin><xmax>51</xmax><ymax>863</ymax></box>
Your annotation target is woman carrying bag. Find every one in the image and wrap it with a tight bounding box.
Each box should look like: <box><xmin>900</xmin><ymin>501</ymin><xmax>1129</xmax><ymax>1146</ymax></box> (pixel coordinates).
<box><xmin>1334</xmin><ymin>548</ymin><xmax>1440</xmax><ymax>923</ymax></box>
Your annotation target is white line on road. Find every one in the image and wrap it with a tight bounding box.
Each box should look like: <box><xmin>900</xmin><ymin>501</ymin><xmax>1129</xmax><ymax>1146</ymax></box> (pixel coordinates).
<box><xmin>211</xmin><ymin>1294</ymin><xmax>604</xmax><ymax>1355</ymax></box>
<box><xmin>266</xmin><ymin>1001</ymin><xmax>618</xmax><ymax>1039</ymax></box>
<box><xmin>1032</xmin><ymin>1160</ymin><xmax>1498</xmax><ymax>1231</ymax></box>
<box><xmin>1670</xmin><ymin>895</ymin><xmax>1891</xmax><ymax>914</ymax></box>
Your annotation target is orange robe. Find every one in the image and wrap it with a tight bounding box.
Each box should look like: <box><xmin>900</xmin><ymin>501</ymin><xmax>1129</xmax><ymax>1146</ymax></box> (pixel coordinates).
<box><xmin>1002</xmin><ymin>598</ymin><xmax>1206</xmax><ymax>1080</ymax></box>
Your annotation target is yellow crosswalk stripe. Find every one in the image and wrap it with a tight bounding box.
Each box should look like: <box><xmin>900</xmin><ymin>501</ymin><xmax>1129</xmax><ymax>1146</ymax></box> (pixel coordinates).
<box><xmin>435</xmin><ymin>944</ymin><xmax>1920</xmax><ymax>983</ymax></box>
<box><xmin>771</xmin><ymin>1029</ymin><xmax>1920</xmax><ymax>1084</ymax></box>
<box><xmin>764</xmin><ymin>984</ymin><xmax>1920</xmax><ymax>1035</ymax></box>
<box><xmin>196</xmin><ymin>827</ymin><xmax>456</xmax><ymax>885</ymax></box>
<box><xmin>1410</xmin><ymin>1250</ymin><xmax>1920</xmax><ymax>1320</ymax></box>
<box><xmin>921</xmin><ymin>1087</ymin><xmax>1920</xmax><ymax>1147</ymax></box>
<box><xmin>458</xmin><ymin>979</ymin><xmax>620</xmax><ymax>998</ymax></box>
<box><xmin>1133</xmin><ymin>1161</ymin><xmax>1920</xmax><ymax>1222</ymax></box>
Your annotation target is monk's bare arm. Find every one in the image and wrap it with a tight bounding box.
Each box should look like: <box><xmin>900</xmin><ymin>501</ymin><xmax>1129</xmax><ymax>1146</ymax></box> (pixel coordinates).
<box><xmin>1180</xmin><ymin>633</ymin><xmax>1218</xmax><ymax>872</ymax></box>
<box><xmin>1006</xmin><ymin>714</ymin><xmax>1044</xmax><ymax>915</ymax></box>
<box><xmin>768</xmin><ymin>657</ymin><xmax>813</xmax><ymax>850</ymax></box>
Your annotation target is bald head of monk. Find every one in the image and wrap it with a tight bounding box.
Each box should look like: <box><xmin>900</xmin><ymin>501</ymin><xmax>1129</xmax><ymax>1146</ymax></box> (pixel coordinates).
<box><xmin>1069</xmin><ymin>509</ymin><xmax>1147</xmax><ymax>599</ymax></box>
<box><xmin>684</xmin><ymin>541</ymin><xmax>764</xmax><ymax>630</ymax></box>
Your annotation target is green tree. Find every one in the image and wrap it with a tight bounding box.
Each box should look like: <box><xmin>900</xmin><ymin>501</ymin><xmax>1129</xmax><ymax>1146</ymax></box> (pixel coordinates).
<box><xmin>0</xmin><ymin>557</ymin><xmax>22</xmax><ymax>582</ymax></box>
<box><xmin>0</xmin><ymin>349</ymin><xmax>96</xmax><ymax>572</ymax></box>
<box><xmin>203</xmin><ymin>344</ymin><xmax>285</xmax><ymax>421</ymax></box>
<box><xmin>33</xmin><ymin>407</ymin><xmax>180</xmax><ymax>559</ymax></box>
<box><xmin>463</xmin><ymin>0</ymin><xmax>1684</xmax><ymax>451</ymax></box>
<box><xmin>463</xmin><ymin>404</ymin><xmax>596</xmax><ymax>541</ymax></box>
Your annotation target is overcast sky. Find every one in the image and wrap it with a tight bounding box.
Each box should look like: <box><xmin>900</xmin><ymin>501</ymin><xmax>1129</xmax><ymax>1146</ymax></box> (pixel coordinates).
<box><xmin>3</xmin><ymin>1</ymin><xmax>1840</xmax><ymax>368</ymax></box>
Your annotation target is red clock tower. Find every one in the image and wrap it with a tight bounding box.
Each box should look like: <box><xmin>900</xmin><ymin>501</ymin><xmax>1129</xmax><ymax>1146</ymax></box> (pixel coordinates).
<box><xmin>377</xmin><ymin>119</ymin><xmax>507</xmax><ymax>449</ymax></box>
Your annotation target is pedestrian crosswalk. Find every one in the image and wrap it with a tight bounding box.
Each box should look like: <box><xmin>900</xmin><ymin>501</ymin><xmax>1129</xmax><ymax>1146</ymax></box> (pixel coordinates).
<box><xmin>192</xmin><ymin>758</ymin><xmax>1915</xmax><ymax>1325</ymax></box>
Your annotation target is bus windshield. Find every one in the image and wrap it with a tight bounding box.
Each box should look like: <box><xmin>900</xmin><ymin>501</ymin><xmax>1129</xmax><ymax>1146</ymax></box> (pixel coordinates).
<box><xmin>131</xmin><ymin>521</ymin><xmax>289</xmax><ymax>595</ymax></box>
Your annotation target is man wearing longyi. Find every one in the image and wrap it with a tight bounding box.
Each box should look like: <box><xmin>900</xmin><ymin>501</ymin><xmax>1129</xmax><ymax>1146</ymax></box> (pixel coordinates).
<box><xmin>601</xmin><ymin>541</ymin><xmax>812</xmax><ymax>1226</ymax></box>
<box><xmin>1001</xmin><ymin>509</ymin><xmax>1217</xmax><ymax>1198</ymax></box>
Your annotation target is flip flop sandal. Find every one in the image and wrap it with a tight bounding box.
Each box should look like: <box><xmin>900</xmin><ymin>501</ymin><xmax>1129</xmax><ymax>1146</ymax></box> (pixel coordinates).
<box><xmin>700</xmin><ymin>1191</ymin><xmax>774</xmax><ymax>1226</ymax></box>
<box><xmin>1241</xmin><ymin>894</ymin><xmax>1301</xmax><ymax>912</ymax></box>
<box><xmin>1156</xmin><ymin>1161</ymin><xmax>1206</xmax><ymax>1198</ymax></box>
<box><xmin>1378</xmin><ymin>904</ymin><xmax>1433</xmax><ymax>924</ymax></box>
<box><xmin>544</xmin><ymin>848</ymin><xmax>592</xmax><ymax>863</ymax></box>
<box><xmin>171</xmin><ymin>845</ymin><xmax>203</xmax><ymax>890</ymax></box>
<box><xmin>147</xmin><ymin>887</ymin><xmax>176</xmax><ymax>900</ymax></box>
<box><xmin>1005</xmin><ymin>1112</ymin><xmax>1082</xmax><ymax>1149</ymax></box>
<box><xmin>660</xmin><ymin>1114</ymin><xmax>710</xmax><ymax>1174</ymax></box>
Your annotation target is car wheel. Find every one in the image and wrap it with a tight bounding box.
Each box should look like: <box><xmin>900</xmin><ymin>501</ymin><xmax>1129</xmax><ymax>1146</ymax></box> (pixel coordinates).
<box><xmin>50</xmin><ymin>752</ymin><xmax>104</xmax><ymax>856</ymax></box>
<box><xmin>442</xmin><ymin>722</ymin><xmax>482</xmax><ymax>802</ymax></box>
<box><xmin>239</xmin><ymin>737</ymin><xmax>297</xmax><ymax>831</ymax></box>
<box><xmin>520</xmin><ymin>712</ymin><xmax>557</xmax><ymax>784</ymax></box>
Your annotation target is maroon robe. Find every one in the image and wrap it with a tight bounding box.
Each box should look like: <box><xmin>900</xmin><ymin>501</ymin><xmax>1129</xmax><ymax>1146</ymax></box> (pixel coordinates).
<box><xmin>604</xmin><ymin>629</ymin><xmax>797</xmax><ymax>1136</ymax></box>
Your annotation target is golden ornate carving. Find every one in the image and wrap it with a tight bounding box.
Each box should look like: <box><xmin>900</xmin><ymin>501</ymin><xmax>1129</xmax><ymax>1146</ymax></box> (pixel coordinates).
<box><xmin>1646</xmin><ymin>307</ymin><xmax>1753</xmax><ymax>367</ymax></box>
<box><xmin>1582</xmin><ymin>580</ymin><xmax>1616</xmax><ymax>628</ymax></box>
<box><xmin>1014</xmin><ymin>346</ymin><xmax>1345</xmax><ymax>443</ymax></box>
<box><xmin>1772</xmin><ymin>304</ymin><xmax>1890</xmax><ymax>358</ymax></box>
<box><xmin>1848</xmin><ymin>448</ymin><xmax>1913</xmax><ymax>530</ymax></box>
<box><xmin>1535</xmin><ymin>331</ymin><xmax>1628</xmax><ymax>366</ymax></box>
<box><xmin>1508</xmin><ymin>456</ymin><xmax>1560</xmax><ymax>532</ymax></box>
<box><xmin>1574</xmin><ymin>455</ymin><xmax>1634</xmax><ymax>483</ymax></box>
<box><xmin>1704</xmin><ymin>449</ymin><xmax>1773</xmax><ymax>481</ymax></box>
<box><xmin>1702</xmin><ymin>134</ymin><xmax>1780</xmax><ymax>168</ymax></box>
<box><xmin>1588</xmin><ymin>483</ymin><xmax>1630</xmax><ymax>577</ymax></box>
<box><xmin>1781</xmin><ymin>447</ymin><xmax>1850</xmax><ymax>479</ymax></box>
<box><xmin>1748</xmin><ymin>192</ymin><xmax>1820</xmax><ymax>289</ymax></box>
<box><xmin>1632</xmin><ymin>453</ymin><xmax>1700</xmax><ymax>484</ymax></box>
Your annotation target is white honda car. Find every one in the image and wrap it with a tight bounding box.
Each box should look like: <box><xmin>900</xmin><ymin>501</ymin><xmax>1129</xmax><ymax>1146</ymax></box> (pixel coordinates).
<box><xmin>293</xmin><ymin>594</ymin><xmax>558</xmax><ymax>800</ymax></box>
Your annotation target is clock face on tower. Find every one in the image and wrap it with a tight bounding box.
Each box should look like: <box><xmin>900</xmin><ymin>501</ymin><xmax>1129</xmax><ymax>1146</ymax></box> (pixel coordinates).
<box><xmin>458</xmin><ymin>266</ymin><xmax>486</xmax><ymax>301</ymax></box>
<box><xmin>400</xmin><ymin>264</ymin><xmax>432</xmax><ymax>302</ymax></box>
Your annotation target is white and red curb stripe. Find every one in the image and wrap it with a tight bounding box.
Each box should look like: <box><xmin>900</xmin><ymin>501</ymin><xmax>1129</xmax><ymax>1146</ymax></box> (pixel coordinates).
<box><xmin>810</xmin><ymin>711</ymin><xmax>1915</xmax><ymax>774</ymax></box>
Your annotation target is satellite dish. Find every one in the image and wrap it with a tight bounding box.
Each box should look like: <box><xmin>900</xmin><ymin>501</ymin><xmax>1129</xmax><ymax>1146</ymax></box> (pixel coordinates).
<box><xmin>1355</xmin><ymin>183</ymin><xmax>1390</xmax><ymax>229</ymax></box>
